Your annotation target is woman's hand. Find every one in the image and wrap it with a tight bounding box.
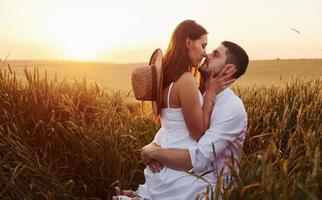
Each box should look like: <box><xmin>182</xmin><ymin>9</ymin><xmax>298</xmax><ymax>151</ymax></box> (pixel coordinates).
<box><xmin>205</xmin><ymin>64</ymin><xmax>237</xmax><ymax>97</ymax></box>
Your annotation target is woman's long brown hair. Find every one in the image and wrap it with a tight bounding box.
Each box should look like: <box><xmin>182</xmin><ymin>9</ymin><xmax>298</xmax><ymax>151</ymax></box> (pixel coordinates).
<box><xmin>162</xmin><ymin>20</ymin><xmax>207</xmax><ymax>89</ymax></box>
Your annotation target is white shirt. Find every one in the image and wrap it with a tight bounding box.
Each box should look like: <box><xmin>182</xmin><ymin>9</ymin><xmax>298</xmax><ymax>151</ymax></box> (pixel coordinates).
<box><xmin>188</xmin><ymin>88</ymin><xmax>247</xmax><ymax>188</ymax></box>
<box><xmin>138</xmin><ymin>88</ymin><xmax>247</xmax><ymax>200</ymax></box>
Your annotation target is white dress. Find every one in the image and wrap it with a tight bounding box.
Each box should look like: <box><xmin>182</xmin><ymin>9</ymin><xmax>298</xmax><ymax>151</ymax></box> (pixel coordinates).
<box><xmin>137</xmin><ymin>82</ymin><xmax>208</xmax><ymax>200</ymax></box>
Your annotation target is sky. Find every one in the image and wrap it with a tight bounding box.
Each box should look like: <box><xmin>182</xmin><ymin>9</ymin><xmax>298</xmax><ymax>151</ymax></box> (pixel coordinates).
<box><xmin>0</xmin><ymin>0</ymin><xmax>322</xmax><ymax>62</ymax></box>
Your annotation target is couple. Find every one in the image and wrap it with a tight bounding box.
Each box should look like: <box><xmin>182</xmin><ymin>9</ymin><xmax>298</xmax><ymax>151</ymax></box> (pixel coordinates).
<box><xmin>117</xmin><ymin>20</ymin><xmax>249</xmax><ymax>200</ymax></box>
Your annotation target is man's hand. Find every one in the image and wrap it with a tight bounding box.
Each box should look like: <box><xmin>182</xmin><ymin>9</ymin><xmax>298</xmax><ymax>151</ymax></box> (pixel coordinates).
<box><xmin>141</xmin><ymin>143</ymin><xmax>161</xmax><ymax>164</ymax></box>
<box><xmin>141</xmin><ymin>143</ymin><xmax>164</xmax><ymax>173</ymax></box>
<box><xmin>141</xmin><ymin>148</ymin><xmax>152</xmax><ymax>165</ymax></box>
<box><xmin>148</xmin><ymin>160</ymin><xmax>164</xmax><ymax>173</ymax></box>
<box><xmin>141</xmin><ymin>143</ymin><xmax>193</xmax><ymax>171</ymax></box>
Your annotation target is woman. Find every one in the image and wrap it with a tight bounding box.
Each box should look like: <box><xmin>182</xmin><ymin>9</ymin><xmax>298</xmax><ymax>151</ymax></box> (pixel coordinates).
<box><xmin>114</xmin><ymin>20</ymin><xmax>235</xmax><ymax>200</ymax></box>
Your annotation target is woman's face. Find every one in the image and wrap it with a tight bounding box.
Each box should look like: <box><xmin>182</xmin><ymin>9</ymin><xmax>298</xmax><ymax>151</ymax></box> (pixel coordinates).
<box><xmin>187</xmin><ymin>34</ymin><xmax>208</xmax><ymax>68</ymax></box>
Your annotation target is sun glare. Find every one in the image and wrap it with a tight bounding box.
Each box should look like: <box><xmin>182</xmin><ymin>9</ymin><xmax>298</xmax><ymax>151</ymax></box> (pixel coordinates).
<box><xmin>36</xmin><ymin>1</ymin><xmax>189</xmax><ymax>61</ymax></box>
<box><xmin>42</xmin><ymin>2</ymin><xmax>124</xmax><ymax>61</ymax></box>
<box><xmin>54</xmin><ymin>16</ymin><xmax>106</xmax><ymax>61</ymax></box>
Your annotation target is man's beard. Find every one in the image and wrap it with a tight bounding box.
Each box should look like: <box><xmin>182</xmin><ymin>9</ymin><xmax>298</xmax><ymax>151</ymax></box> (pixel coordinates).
<box><xmin>198</xmin><ymin>59</ymin><xmax>212</xmax><ymax>81</ymax></box>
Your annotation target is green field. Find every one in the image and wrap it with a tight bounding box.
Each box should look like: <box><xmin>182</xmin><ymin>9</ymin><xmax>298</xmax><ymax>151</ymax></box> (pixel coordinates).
<box><xmin>5</xmin><ymin>59</ymin><xmax>322</xmax><ymax>93</ymax></box>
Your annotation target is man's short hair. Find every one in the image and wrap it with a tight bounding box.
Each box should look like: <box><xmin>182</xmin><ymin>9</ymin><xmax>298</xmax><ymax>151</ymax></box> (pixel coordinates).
<box><xmin>221</xmin><ymin>41</ymin><xmax>249</xmax><ymax>78</ymax></box>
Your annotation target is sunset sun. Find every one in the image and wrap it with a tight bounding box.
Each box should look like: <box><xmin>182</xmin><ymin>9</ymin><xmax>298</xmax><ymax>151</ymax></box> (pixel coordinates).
<box><xmin>41</xmin><ymin>2</ymin><xmax>123</xmax><ymax>61</ymax></box>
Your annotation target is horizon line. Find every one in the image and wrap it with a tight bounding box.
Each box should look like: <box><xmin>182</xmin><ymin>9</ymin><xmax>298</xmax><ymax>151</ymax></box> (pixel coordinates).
<box><xmin>2</xmin><ymin>57</ymin><xmax>322</xmax><ymax>65</ymax></box>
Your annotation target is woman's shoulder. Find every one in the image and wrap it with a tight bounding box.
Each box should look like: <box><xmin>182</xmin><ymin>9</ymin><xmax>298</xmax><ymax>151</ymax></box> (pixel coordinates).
<box><xmin>176</xmin><ymin>72</ymin><xmax>197</xmax><ymax>86</ymax></box>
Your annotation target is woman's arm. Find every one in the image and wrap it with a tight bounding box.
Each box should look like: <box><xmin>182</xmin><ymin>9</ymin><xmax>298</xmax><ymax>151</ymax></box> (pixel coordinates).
<box><xmin>198</xmin><ymin>74</ymin><xmax>206</xmax><ymax>95</ymax></box>
<box><xmin>178</xmin><ymin>67</ymin><xmax>236</xmax><ymax>141</ymax></box>
<box><xmin>176</xmin><ymin>72</ymin><xmax>215</xmax><ymax>141</ymax></box>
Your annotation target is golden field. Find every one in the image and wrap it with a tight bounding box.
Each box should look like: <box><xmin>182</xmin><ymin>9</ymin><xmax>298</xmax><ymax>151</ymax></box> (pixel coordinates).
<box><xmin>0</xmin><ymin>60</ymin><xmax>321</xmax><ymax>199</ymax></box>
<box><xmin>6</xmin><ymin>59</ymin><xmax>322</xmax><ymax>92</ymax></box>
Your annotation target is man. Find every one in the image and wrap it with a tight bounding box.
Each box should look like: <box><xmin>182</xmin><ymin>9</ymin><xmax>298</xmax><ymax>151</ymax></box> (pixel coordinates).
<box><xmin>140</xmin><ymin>41</ymin><xmax>249</xmax><ymax>199</ymax></box>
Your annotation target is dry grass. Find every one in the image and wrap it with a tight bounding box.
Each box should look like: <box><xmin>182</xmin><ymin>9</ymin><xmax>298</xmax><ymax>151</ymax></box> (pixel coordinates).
<box><xmin>0</xmin><ymin>63</ymin><xmax>321</xmax><ymax>199</ymax></box>
<box><xmin>6</xmin><ymin>58</ymin><xmax>322</xmax><ymax>91</ymax></box>
<box><xmin>211</xmin><ymin>79</ymin><xmax>322</xmax><ymax>200</ymax></box>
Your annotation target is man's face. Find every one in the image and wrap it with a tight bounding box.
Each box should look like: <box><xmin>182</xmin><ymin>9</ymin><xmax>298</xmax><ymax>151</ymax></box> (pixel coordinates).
<box><xmin>199</xmin><ymin>44</ymin><xmax>227</xmax><ymax>79</ymax></box>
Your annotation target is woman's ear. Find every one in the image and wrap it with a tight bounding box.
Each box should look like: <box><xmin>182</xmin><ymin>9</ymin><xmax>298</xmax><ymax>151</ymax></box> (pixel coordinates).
<box><xmin>186</xmin><ymin>37</ymin><xmax>192</xmax><ymax>50</ymax></box>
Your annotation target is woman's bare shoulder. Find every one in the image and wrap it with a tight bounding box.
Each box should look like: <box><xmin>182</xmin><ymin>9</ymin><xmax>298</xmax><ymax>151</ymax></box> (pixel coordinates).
<box><xmin>176</xmin><ymin>72</ymin><xmax>197</xmax><ymax>86</ymax></box>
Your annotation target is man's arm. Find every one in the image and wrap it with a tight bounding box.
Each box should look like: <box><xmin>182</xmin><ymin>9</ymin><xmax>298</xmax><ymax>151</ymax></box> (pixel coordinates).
<box><xmin>144</xmin><ymin>101</ymin><xmax>247</xmax><ymax>173</ymax></box>
<box><xmin>141</xmin><ymin>128</ymin><xmax>166</xmax><ymax>173</ymax></box>
<box><xmin>140</xmin><ymin>142</ymin><xmax>164</xmax><ymax>173</ymax></box>
<box><xmin>142</xmin><ymin>144</ymin><xmax>192</xmax><ymax>171</ymax></box>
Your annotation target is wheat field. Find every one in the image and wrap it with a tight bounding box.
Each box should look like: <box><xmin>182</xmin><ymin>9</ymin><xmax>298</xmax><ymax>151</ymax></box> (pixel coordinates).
<box><xmin>6</xmin><ymin>59</ymin><xmax>322</xmax><ymax>92</ymax></box>
<box><xmin>0</xmin><ymin>61</ymin><xmax>321</xmax><ymax>200</ymax></box>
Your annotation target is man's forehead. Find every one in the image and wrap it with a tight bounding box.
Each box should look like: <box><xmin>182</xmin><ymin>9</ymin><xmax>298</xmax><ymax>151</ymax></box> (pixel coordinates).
<box><xmin>213</xmin><ymin>44</ymin><xmax>226</xmax><ymax>55</ymax></box>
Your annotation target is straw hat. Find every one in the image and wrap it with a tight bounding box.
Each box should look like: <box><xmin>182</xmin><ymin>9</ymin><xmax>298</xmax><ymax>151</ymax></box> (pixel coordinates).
<box><xmin>131</xmin><ymin>49</ymin><xmax>164</xmax><ymax>116</ymax></box>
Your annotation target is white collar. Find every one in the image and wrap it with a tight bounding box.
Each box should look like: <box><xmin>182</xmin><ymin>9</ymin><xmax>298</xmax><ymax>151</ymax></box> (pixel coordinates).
<box><xmin>215</xmin><ymin>88</ymin><xmax>231</xmax><ymax>101</ymax></box>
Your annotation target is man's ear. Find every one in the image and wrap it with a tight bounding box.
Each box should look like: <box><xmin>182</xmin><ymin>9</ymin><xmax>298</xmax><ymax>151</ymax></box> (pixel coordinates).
<box><xmin>186</xmin><ymin>37</ymin><xmax>192</xmax><ymax>50</ymax></box>
<box><xmin>224</xmin><ymin>64</ymin><xmax>237</xmax><ymax>74</ymax></box>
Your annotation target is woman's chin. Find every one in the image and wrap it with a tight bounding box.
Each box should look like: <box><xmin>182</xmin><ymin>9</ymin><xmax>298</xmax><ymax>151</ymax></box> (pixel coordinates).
<box><xmin>191</xmin><ymin>65</ymin><xmax>198</xmax><ymax>69</ymax></box>
<box><xmin>191</xmin><ymin>62</ymin><xmax>202</xmax><ymax>68</ymax></box>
